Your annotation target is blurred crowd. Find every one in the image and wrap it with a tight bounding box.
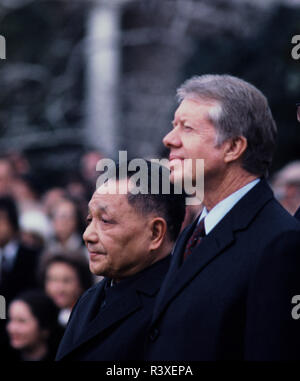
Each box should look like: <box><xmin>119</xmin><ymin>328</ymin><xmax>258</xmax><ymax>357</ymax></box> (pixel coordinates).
<box><xmin>0</xmin><ymin>150</ymin><xmax>103</xmax><ymax>361</ymax></box>
<box><xmin>0</xmin><ymin>149</ymin><xmax>299</xmax><ymax>361</ymax></box>
<box><xmin>271</xmin><ymin>160</ymin><xmax>300</xmax><ymax>216</ymax></box>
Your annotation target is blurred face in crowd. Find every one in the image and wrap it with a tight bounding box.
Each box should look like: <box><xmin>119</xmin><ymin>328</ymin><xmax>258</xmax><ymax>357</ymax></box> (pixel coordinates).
<box><xmin>0</xmin><ymin>210</ymin><xmax>16</xmax><ymax>247</ymax></box>
<box><xmin>52</xmin><ymin>200</ymin><xmax>78</xmax><ymax>243</ymax></box>
<box><xmin>81</xmin><ymin>152</ymin><xmax>103</xmax><ymax>183</ymax></box>
<box><xmin>83</xmin><ymin>179</ymin><xmax>156</xmax><ymax>281</ymax></box>
<box><xmin>0</xmin><ymin>160</ymin><xmax>14</xmax><ymax>196</ymax></box>
<box><xmin>275</xmin><ymin>183</ymin><xmax>300</xmax><ymax>215</ymax></box>
<box><xmin>42</xmin><ymin>188</ymin><xmax>66</xmax><ymax>216</ymax></box>
<box><xmin>45</xmin><ymin>262</ymin><xmax>83</xmax><ymax>309</ymax></box>
<box><xmin>11</xmin><ymin>178</ymin><xmax>37</xmax><ymax>204</ymax></box>
<box><xmin>7</xmin><ymin>301</ymin><xmax>47</xmax><ymax>351</ymax></box>
<box><xmin>6</xmin><ymin>152</ymin><xmax>29</xmax><ymax>176</ymax></box>
<box><xmin>66</xmin><ymin>181</ymin><xmax>87</xmax><ymax>201</ymax></box>
<box><xmin>163</xmin><ymin>98</ymin><xmax>226</xmax><ymax>186</ymax></box>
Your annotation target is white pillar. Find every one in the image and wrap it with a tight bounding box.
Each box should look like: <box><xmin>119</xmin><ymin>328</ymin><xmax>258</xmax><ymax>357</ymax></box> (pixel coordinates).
<box><xmin>85</xmin><ymin>0</ymin><xmax>121</xmax><ymax>156</ymax></box>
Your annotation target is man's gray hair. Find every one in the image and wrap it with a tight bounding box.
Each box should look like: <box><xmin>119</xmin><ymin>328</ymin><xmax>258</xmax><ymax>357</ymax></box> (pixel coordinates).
<box><xmin>177</xmin><ymin>74</ymin><xmax>277</xmax><ymax>177</ymax></box>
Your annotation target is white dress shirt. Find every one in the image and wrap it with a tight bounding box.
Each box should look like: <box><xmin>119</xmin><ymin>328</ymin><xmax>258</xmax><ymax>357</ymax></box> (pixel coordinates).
<box><xmin>199</xmin><ymin>178</ymin><xmax>260</xmax><ymax>235</ymax></box>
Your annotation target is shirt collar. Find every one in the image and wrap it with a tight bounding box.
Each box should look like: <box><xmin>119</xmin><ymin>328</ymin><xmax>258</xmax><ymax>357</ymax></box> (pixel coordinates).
<box><xmin>199</xmin><ymin>178</ymin><xmax>260</xmax><ymax>235</ymax></box>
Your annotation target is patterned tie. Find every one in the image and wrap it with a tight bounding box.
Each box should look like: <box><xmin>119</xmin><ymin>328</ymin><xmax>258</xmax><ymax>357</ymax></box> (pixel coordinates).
<box><xmin>183</xmin><ymin>218</ymin><xmax>206</xmax><ymax>260</ymax></box>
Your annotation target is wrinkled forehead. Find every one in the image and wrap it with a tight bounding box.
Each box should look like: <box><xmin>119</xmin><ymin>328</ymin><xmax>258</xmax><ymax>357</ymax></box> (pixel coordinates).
<box><xmin>95</xmin><ymin>177</ymin><xmax>133</xmax><ymax>196</ymax></box>
<box><xmin>89</xmin><ymin>178</ymin><xmax>132</xmax><ymax>212</ymax></box>
<box><xmin>174</xmin><ymin>97</ymin><xmax>220</xmax><ymax>120</ymax></box>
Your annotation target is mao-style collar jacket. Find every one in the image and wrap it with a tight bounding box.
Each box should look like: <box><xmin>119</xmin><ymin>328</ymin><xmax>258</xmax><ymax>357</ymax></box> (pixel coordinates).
<box><xmin>56</xmin><ymin>255</ymin><xmax>171</xmax><ymax>361</ymax></box>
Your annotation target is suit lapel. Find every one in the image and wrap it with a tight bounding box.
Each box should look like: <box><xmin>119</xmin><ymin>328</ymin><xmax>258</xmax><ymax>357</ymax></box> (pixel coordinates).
<box><xmin>152</xmin><ymin>221</ymin><xmax>197</xmax><ymax>317</ymax></box>
<box><xmin>170</xmin><ymin>219</ymin><xmax>198</xmax><ymax>271</ymax></box>
<box><xmin>72</xmin><ymin>289</ymin><xmax>142</xmax><ymax>352</ymax></box>
<box><xmin>152</xmin><ymin>178</ymin><xmax>274</xmax><ymax>323</ymax></box>
<box><xmin>153</xmin><ymin>217</ymin><xmax>234</xmax><ymax>321</ymax></box>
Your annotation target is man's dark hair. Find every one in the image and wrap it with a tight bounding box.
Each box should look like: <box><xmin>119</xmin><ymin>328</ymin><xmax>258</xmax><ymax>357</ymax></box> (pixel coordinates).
<box><xmin>105</xmin><ymin>160</ymin><xmax>186</xmax><ymax>242</ymax></box>
<box><xmin>0</xmin><ymin>196</ymin><xmax>19</xmax><ymax>232</ymax></box>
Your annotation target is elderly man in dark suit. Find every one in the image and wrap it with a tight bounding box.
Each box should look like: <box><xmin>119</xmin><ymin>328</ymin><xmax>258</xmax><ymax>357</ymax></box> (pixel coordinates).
<box><xmin>55</xmin><ymin>162</ymin><xmax>185</xmax><ymax>361</ymax></box>
<box><xmin>145</xmin><ymin>74</ymin><xmax>300</xmax><ymax>361</ymax></box>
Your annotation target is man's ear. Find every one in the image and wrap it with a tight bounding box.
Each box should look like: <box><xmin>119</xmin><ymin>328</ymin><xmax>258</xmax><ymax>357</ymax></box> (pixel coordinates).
<box><xmin>223</xmin><ymin>136</ymin><xmax>247</xmax><ymax>163</ymax></box>
<box><xmin>149</xmin><ymin>217</ymin><xmax>167</xmax><ymax>251</ymax></box>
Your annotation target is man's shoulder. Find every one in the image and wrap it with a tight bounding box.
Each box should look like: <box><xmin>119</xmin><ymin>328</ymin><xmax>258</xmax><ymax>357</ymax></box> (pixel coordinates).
<box><xmin>133</xmin><ymin>255</ymin><xmax>171</xmax><ymax>296</ymax></box>
<box><xmin>228</xmin><ymin>179</ymin><xmax>299</xmax><ymax>233</ymax></box>
<box><xmin>258</xmin><ymin>197</ymin><xmax>300</xmax><ymax>232</ymax></box>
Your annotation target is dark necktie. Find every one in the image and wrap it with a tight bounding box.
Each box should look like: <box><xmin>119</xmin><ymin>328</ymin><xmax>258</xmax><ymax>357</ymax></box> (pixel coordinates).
<box><xmin>183</xmin><ymin>218</ymin><xmax>206</xmax><ymax>260</ymax></box>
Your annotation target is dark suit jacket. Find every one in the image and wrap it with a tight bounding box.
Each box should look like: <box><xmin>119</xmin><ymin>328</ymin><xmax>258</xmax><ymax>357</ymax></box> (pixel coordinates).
<box><xmin>55</xmin><ymin>255</ymin><xmax>170</xmax><ymax>361</ymax></box>
<box><xmin>145</xmin><ymin>179</ymin><xmax>300</xmax><ymax>361</ymax></box>
<box><xmin>0</xmin><ymin>243</ymin><xmax>39</xmax><ymax>304</ymax></box>
<box><xmin>295</xmin><ymin>206</ymin><xmax>300</xmax><ymax>221</ymax></box>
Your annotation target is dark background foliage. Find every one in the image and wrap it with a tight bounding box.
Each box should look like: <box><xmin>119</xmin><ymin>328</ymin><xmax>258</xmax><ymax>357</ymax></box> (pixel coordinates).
<box><xmin>0</xmin><ymin>0</ymin><xmax>299</xmax><ymax>187</ymax></box>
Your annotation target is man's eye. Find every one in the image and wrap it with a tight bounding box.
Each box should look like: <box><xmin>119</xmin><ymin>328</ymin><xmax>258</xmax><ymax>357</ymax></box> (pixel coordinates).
<box><xmin>101</xmin><ymin>217</ymin><xmax>109</xmax><ymax>224</ymax></box>
<box><xmin>86</xmin><ymin>216</ymin><xmax>92</xmax><ymax>225</ymax></box>
<box><xmin>183</xmin><ymin>125</ymin><xmax>193</xmax><ymax>131</ymax></box>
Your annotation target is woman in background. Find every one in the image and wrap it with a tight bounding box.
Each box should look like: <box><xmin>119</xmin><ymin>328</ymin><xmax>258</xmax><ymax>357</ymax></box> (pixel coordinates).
<box><xmin>41</xmin><ymin>254</ymin><xmax>93</xmax><ymax>328</ymax></box>
<box><xmin>6</xmin><ymin>290</ymin><xmax>62</xmax><ymax>361</ymax></box>
<box><xmin>47</xmin><ymin>198</ymin><xmax>86</xmax><ymax>256</ymax></box>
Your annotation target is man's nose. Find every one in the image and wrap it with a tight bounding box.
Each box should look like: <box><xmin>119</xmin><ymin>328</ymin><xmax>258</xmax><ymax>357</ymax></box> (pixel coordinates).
<box><xmin>163</xmin><ymin>128</ymin><xmax>181</xmax><ymax>149</ymax></box>
<box><xmin>83</xmin><ymin>222</ymin><xmax>98</xmax><ymax>244</ymax></box>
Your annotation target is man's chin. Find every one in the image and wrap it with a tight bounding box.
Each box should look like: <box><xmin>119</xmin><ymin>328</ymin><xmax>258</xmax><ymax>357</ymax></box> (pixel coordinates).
<box><xmin>170</xmin><ymin>170</ymin><xmax>185</xmax><ymax>187</ymax></box>
<box><xmin>89</xmin><ymin>262</ymin><xmax>104</xmax><ymax>276</ymax></box>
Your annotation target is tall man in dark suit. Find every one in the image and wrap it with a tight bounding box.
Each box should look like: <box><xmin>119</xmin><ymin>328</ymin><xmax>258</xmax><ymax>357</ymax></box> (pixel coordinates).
<box><xmin>145</xmin><ymin>74</ymin><xmax>300</xmax><ymax>361</ymax></box>
<box><xmin>56</xmin><ymin>162</ymin><xmax>186</xmax><ymax>361</ymax></box>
